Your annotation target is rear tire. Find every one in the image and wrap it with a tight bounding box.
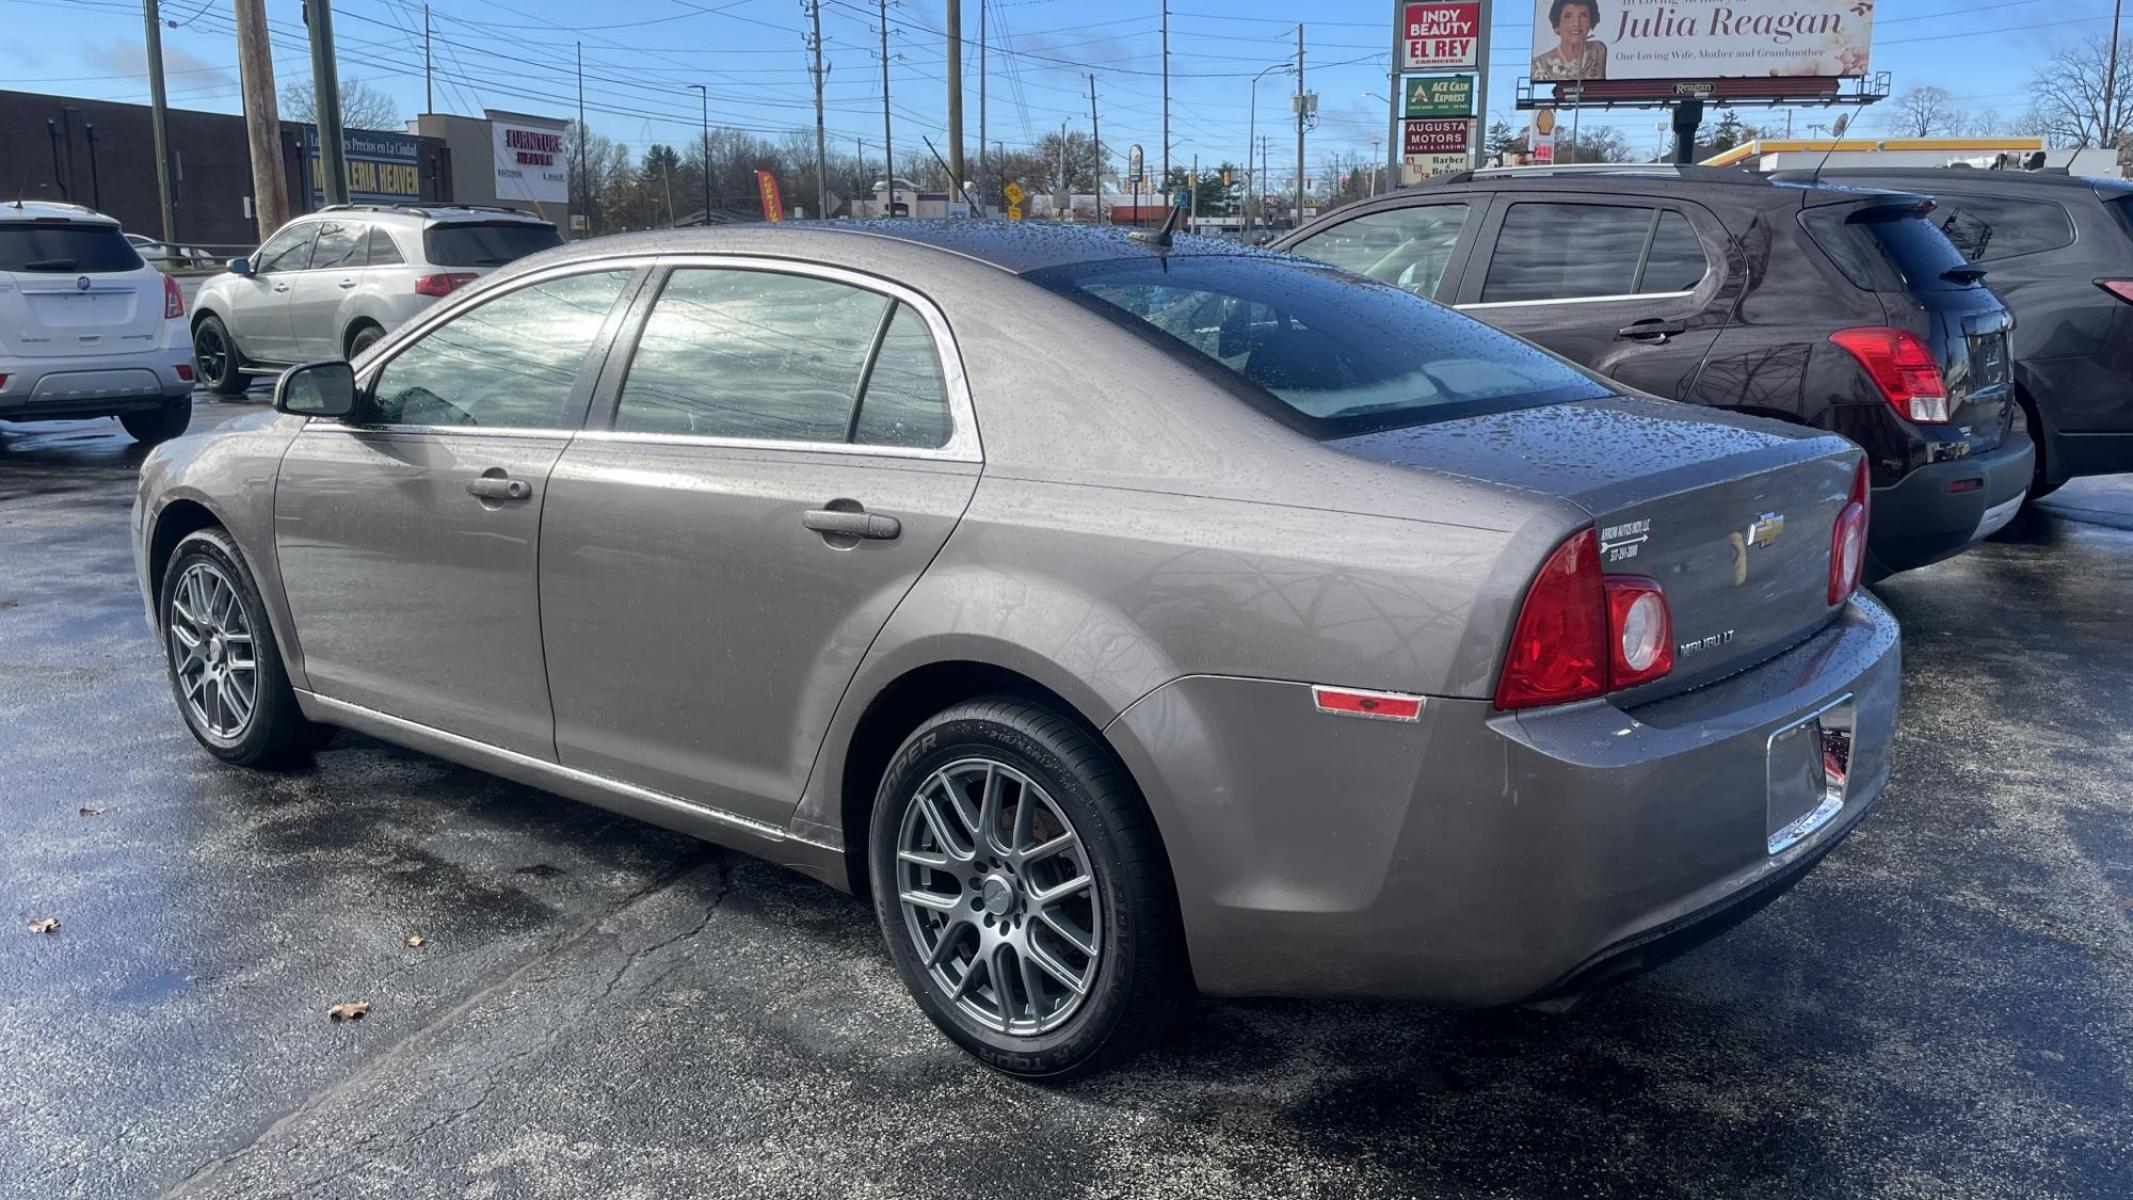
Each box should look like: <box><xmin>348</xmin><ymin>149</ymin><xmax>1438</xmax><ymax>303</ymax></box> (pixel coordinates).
<box><xmin>120</xmin><ymin>398</ymin><xmax>191</xmax><ymax>444</ymax></box>
<box><xmin>868</xmin><ymin>695</ymin><xmax>1191</xmax><ymax>1081</ymax></box>
<box><xmin>158</xmin><ymin>527</ymin><xmax>332</xmax><ymax>767</ymax></box>
<box><xmin>192</xmin><ymin>315</ymin><xmax>251</xmax><ymax>396</ymax></box>
<box><xmin>346</xmin><ymin>322</ymin><xmax>383</xmax><ymax>360</ymax></box>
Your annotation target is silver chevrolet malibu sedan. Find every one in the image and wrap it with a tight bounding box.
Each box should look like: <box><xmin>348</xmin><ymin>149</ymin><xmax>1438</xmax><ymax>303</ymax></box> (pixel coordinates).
<box><xmin>134</xmin><ymin>222</ymin><xmax>1899</xmax><ymax>1079</ymax></box>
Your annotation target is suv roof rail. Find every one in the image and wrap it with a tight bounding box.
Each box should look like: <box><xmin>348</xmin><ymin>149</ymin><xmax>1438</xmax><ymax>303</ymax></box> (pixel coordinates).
<box><xmin>1434</xmin><ymin>163</ymin><xmax>1768</xmax><ymax>186</ymax></box>
<box><xmin>314</xmin><ymin>201</ymin><xmax>534</xmax><ymax>218</ymax></box>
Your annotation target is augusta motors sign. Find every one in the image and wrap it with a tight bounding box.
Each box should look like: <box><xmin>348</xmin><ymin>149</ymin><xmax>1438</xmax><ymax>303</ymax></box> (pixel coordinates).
<box><xmin>1402</xmin><ymin>2</ymin><xmax>1480</xmax><ymax>71</ymax></box>
<box><xmin>1527</xmin><ymin>0</ymin><xmax>1874</xmax><ymax>82</ymax></box>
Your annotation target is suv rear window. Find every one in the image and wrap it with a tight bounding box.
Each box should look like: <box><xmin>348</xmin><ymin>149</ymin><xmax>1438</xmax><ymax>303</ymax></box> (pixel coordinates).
<box><xmin>0</xmin><ymin>223</ymin><xmax>144</xmax><ymax>273</ymax></box>
<box><xmin>1799</xmin><ymin>203</ymin><xmax>1978</xmax><ymax>293</ymax></box>
<box><xmin>423</xmin><ymin>221</ymin><xmax>563</xmax><ymax>267</ymax></box>
<box><xmin>1030</xmin><ymin>254</ymin><xmax>1612</xmax><ymax>438</ymax></box>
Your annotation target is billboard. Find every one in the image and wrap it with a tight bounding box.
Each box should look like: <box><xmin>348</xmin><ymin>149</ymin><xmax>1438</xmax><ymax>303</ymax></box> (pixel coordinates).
<box><xmin>1402</xmin><ymin>3</ymin><xmax>1480</xmax><ymax>71</ymax></box>
<box><xmin>1404</xmin><ymin>74</ymin><xmax>1476</xmax><ymax>118</ymax></box>
<box><xmin>492</xmin><ymin>117</ymin><xmax>569</xmax><ymax>206</ymax></box>
<box><xmin>1403</xmin><ymin>118</ymin><xmax>1472</xmax><ymax>156</ymax></box>
<box><xmin>1528</xmin><ymin>0</ymin><xmax>1873</xmax><ymax>82</ymax></box>
<box><xmin>304</xmin><ymin>127</ymin><xmax>420</xmax><ymax>205</ymax></box>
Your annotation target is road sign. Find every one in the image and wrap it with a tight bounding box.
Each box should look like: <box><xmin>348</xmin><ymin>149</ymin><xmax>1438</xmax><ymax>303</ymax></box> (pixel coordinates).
<box><xmin>1172</xmin><ymin>190</ymin><xmax>1189</xmax><ymax>208</ymax></box>
<box><xmin>1401</xmin><ymin>2</ymin><xmax>1480</xmax><ymax>71</ymax></box>
<box><xmin>1404</xmin><ymin>74</ymin><xmax>1475</xmax><ymax>119</ymax></box>
<box><xmin>1128</xmin><ymin>144</ymin><xmax>1144</xmax><ymax>184</ymax></box>
<box><xmin>1007</xmin><ymin>203</ymin><xmax>1024</xmax><ymax>220</ymax></box>
<box><xmin>1403</xmin><ymin>118</ymin><xmax>1472</xmax><ymax>156</ymax></box>
<box><xmin>1003</xmin><ymin>180</ymin><xmax>1025</xmax><ymax>207</ymax></box>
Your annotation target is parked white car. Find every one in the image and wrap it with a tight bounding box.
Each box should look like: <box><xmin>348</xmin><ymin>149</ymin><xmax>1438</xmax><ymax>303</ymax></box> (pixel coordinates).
<box><xmin>125</xmin><ymin>233</ymin><xmax>218</xmax><ymax>270</ymax></box>
<box><xmin>189</xmin><ymin>204</ymin><xmax>562</xmax><ymax>393</ymax></box>
<box><xmin>0</xmin><ymin>201</ymin><xmax>195</xmax><ymax>443</ymax></box>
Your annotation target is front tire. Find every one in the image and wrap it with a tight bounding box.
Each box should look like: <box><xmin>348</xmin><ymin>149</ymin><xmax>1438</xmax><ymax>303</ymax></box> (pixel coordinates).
<box><xmin>120</xmin><ymin>398</ymin><xmax>191</xmax><ymax>444</ymax></box>
<box><xmin>869</xmin><ymin>696</ymin><xmax>1190</xmax><ymax>1081</ymax></box>
<box><xmin>159</xmin><ymin>527</ymin><xmax>330</xmax><ymax>766</ymax></box>
<box><xmin>192</xmin><ymin>315</ymin><xmax>250</xmax><ymax>396</ymax></box>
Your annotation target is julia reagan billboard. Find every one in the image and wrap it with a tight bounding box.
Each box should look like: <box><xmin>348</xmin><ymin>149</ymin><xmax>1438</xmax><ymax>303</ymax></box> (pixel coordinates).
<box><xmin>1528</xmin><ymin>0</ymin><xmax>1873</xmax><ymax>82</ymax></box>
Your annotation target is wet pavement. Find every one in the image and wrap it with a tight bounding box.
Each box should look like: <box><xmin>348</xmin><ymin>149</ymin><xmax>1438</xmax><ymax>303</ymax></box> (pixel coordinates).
<box><xmin>4</xmin><ymin>401</ymin><xmax>2131</xmax><ymax>1199</ymax></box>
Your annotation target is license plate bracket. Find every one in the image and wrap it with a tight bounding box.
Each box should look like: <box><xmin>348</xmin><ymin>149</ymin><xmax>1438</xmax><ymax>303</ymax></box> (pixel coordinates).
<box><xmin>1766</xmin><ymin>694</ymin><xmax>1853</xmax><ymax>856</ymax></box>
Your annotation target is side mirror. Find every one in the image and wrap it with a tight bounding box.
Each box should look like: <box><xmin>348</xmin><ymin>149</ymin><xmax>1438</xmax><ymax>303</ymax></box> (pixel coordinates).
<box><xmin>228</xmin><ymin>257</ymin><xmax>254</xmax><ymax>276</ymax></box>
<box><xmin>275</xmin><ymin>361</ymin><xmax>357</xmax><ymax>419</ymax></box>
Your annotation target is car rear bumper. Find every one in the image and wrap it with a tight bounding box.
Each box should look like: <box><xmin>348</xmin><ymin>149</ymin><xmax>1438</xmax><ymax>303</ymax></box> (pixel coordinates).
<box><xmin>0</xmin><ymin>351</ymin><xmax>193</xmax><ymax>419</ymax></box>
<box><xmin>1867</xmin><ymin>430</ymin><xmax>2033</xmax><ymax>576</ymax></box>
<box><xmin>1103</xmin><ymin>591</ymin><xmax>1901</xmax><ymax>1005</ymax></box>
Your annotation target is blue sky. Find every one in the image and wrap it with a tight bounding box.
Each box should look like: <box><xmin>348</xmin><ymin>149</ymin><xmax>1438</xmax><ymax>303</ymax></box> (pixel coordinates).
<box><xmin>3</xmin><ymin>0</ymin><xmax>2125</xmax><ymax>178</ymax></box>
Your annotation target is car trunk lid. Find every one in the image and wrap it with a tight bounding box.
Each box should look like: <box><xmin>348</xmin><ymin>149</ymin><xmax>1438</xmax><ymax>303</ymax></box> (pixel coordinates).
<box><xmin>1328</xmin><ymin>394</ymin><xmax>1860</xmax><ymax>700</ymax></box>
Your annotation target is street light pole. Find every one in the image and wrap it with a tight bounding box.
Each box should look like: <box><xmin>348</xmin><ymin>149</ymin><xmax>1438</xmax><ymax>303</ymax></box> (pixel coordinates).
<box><xmin>1245</xmin><ymin>62</ymin><xmax>1288</xmax><ymax>237</ymax></box>
<box><xmin>688</xmin><ymin>84</ymin><xmax>710</xmax><ymax>223</ymax></box>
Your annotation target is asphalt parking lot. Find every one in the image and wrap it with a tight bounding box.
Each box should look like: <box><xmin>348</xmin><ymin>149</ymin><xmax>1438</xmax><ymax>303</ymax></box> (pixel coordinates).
<box><xmin>5</xmin><ymin>399</ymin><xmax>2132</xmax><ymax>1200</ymax></box>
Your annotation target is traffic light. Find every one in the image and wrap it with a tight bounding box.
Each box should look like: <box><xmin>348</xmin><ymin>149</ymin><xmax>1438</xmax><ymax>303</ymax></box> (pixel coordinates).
<box><xmin>1221</xmin><ymin>167</ymin><xmax>1232</xmax><ymax>188</ymax></box>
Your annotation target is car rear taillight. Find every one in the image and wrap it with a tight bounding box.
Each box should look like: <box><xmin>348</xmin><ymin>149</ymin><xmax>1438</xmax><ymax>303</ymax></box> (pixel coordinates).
<box><xmin>1829</xmin><ymin>457</ymin><xmax>1870</xmax><ymax>605</ymax></box>
<box><xmin>1829</xmin><ymin>327</ymin><xmax>1950</xmax><ymax>424</ymax></box>
<box><xmin>1495</xmin><ymin>528</ymin><xmax>1675</xmax><ymax>710</ymax></box>
<box><xmin>176</xmin><ymin>363</ymin><xmax>194</xmax><ymax>382</ymax></box>
<box><xmin>0</xmin><ymin>375</ymin><xmax>9</xmax><ymax>390</ymax></box>
<box><xmin>163</xmin><ymin>273</ymin><xmax>184</xmax><ymax>319</ymax></box>
<box><xmin>2099</xmin><ymin>280</ymin><xmax>2133</xmax><ymax>304</ymax></box>
<box><xmin>414</xmin><ymin>272</ymin><xmax>478</xmax><ymax>297</ymax></box>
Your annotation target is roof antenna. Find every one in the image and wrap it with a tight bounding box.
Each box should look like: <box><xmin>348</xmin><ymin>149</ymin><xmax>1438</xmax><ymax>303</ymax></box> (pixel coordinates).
<box><xmin>1809</xmin><ymin>110</ymin><xmax>1858</xmax><ymax>187</ymax></box>
<box><xmin>1128</xmin><ymin>196</ymin><xmax>1187</xmax><ymax>250</ymax></box>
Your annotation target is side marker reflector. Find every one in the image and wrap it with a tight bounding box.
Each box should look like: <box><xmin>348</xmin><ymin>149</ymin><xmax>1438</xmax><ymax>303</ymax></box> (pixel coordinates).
<box><xmin>1310</xmin><ymin>685</ymin><xmax>1424</xmax><ymax>722</ymax></box>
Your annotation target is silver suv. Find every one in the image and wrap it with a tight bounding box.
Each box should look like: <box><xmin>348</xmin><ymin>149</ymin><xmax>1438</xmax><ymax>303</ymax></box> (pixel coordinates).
<box><xmin>189</xmin><ymin>204</ymin><xmax>561</xmax><ymax>393</ymax></box>
<box><xmin>0</xmin><ymin>201</ymin><xmax>195</xmax><ymax>443</ymax></box>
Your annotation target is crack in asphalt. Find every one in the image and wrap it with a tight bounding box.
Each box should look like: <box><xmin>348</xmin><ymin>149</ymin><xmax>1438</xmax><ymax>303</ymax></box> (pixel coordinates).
<box><xmin>158</xmin><ymin>849</ymin><xmax>721</xmax><ymax>1198</ymax></box>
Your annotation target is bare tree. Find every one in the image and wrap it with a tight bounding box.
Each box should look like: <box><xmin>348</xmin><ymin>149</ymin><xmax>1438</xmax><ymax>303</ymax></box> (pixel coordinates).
<box><xmin>278</xmin><ymin>77</ymin><xmax>400</xmax><ymax>132</ymax></box>
<box><xmin>1557</xmin><ymin>126</ymin><xmax>1634</xmax><ymax>164</ymax></box>
<box><xmin>2027</xmin><ymin>35</ymin><xmax>2133</xmax><ymax>148</ymax></box>
<box><xmin>1885</xmin><ymin>86</ymin><xmax>1962</xmax><ymax>137</ymax></box>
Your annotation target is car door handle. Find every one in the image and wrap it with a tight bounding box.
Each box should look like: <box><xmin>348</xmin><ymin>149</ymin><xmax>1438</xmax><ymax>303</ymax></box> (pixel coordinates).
<box><xmin>466</xmin><ymin>476</ymin><xmax>533</xmax><ymax>502</ymax></box>
<box><xmin>802</xmin><ymin>508</ymin><xmax>901</xmax><ymax>540</ymax></box>
<box><xmin>273</xmin><ymin>283</ymin><xmax>292</xmax><ymax>293</ymax></box>
<box><xmin>337</xmin><ymin>278</ymin><xmax>358</xmax><ymax>289</ymax></box>
<box><xmin>1618</xmin><ymin>318</ymin><xmax>1686</xmax><ymax>342</ymax></box>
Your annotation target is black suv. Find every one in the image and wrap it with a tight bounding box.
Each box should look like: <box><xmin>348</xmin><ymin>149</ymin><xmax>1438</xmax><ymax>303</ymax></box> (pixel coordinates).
<box><xmin>1274</xmin><ymin>166</ymin><xmax>2032</xmax><ymax>576</ymax></box>
<box><xmin>1778</xmin><ymin>167</ymin><xmax>2133</xmax><ymax>501</ymax></box>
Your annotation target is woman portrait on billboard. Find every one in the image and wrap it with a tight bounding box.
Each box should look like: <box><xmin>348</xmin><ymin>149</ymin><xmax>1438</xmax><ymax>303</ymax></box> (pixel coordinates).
<box><xmin>1531</xmin><ymin>0</ymin><xmax>1608</xmax><ymax>80</ymax></box>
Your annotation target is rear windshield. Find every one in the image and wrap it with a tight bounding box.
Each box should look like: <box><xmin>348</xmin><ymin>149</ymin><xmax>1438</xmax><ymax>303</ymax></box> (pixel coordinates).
<box><xmin>0</xmin><ymin>222</ymin><xmax>144</xmax><ymax>273</ymax></box>
<box><xmin>1799</xmin><ymin>203</ymin><xmax>1977</xmax><ymax>293</ymax></box>
<box><xmin>422</xmin><ymin>221</ymin><xmax>562</xmax><ymax>267</ymax></box>
<box><xmin>1028</xmin><ymin>254</ymin><xmax>1612</xmax><ymax>438</ymax></box>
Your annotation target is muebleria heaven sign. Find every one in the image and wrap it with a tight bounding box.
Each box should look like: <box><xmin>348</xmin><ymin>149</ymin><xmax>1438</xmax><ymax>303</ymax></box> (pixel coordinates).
<box><xmin>1528</xmin><ymin>0</ymin><xmax>1874</xmax><ymax>83</ymax></box>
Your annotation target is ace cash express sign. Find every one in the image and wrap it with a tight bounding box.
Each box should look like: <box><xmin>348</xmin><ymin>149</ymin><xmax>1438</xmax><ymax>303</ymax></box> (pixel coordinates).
<box><xmin>1403</xmin><ymin>2</ymin><xmax>1480</xmax><ymax>71</ymax></box>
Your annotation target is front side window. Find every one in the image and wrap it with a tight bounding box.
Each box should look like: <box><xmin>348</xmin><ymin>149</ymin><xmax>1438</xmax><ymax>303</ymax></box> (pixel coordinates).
<box><xmin>368</xmin><ymin>270</ymin><xmax>632</xmax><ymax>429</ymax></box>
<box><xmin>614</xmin><ymin>268</ymin><xmax>952</xmax><ymax>449</ymax></box>
<box><xmin>309</xmin><ymin>222</ymin><xmax>364</xmax><ymax>271</ymax></box>
<box><xmin>256</xmin><ymin>224</ymin><xmax>318</xmax><ymax>274</ymax></box>
<box><xmin>1031</xmin><ymin>254</ymin><xmax>1612</xmax><ymax>438</ymax></box>
<box><xmin>1290</xmin><ymin>203</ymin><xmax>1469</xmax><ymax>299</ymax></box>
<box><xmin>1932</xmin><ymin>195</ymin><xmax>2075</xmax><ymax>261</ymax></box>
<box><xmin>1481</xmin><ymin>202</ymin><xmax>1708</xmax><ymax>303</ymax></box>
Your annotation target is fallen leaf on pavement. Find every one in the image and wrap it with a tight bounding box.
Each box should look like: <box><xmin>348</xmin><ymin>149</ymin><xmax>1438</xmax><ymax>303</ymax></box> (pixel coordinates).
<box><xmin>403</xmin><ymin>934</ymin><xmax>426</xmax><ymax>948</ymax></box>
<box><xmin>79</xmin><ymin>805</ymin><xmax>106</xmax><ymax>817</ymax></box>
<box><xmin>26</xmin><ymin>918</ymin><xmax>59</xmax><ymax>934</ymax></box>
<box><xmin>327</xmin><ymin>1002</ymin><xmax>369</xmax><ymax>1022</ymax></box>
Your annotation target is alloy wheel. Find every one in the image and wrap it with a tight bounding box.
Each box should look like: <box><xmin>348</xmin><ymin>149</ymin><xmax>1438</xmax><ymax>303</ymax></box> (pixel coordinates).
<box><xmin>167</xmin><ymin>561</ymin><xmax>258</xmax><ymax>740</ymax></box>
<box><xmin>895</xmin><ymin>757</ymin><xmax>1104</xmax><ymax>1036</ymax></box>
<box><xmin>194</xmin><ymin>327</ymin><xmax>227</xmax><ymax>384</ymax></box>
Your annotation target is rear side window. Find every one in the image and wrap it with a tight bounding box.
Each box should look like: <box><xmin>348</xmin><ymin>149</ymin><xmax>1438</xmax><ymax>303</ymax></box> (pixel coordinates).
<box><xmin>1800</xmin><ymin>204</ymin><xmax>1977</xmax><ymax>293</ymax></box>
<box><xmin>1481</xmin><ymin>203</ymin><xmax>1709</xmax><ymax>303</ymax></box>
<box><xmin>366</xmin><ymin>226</ymin><xmax>405</xmax><ymax>266</ymax></box>
<box><xmin>309</xmin><ymin>222</ymin><xmax>364</xmax><ymax>270</ymax></box>
<box><xmin>1930</xmin><ymin>195</ymin><xmax>2075</xmax><ymax>261</ymax></box>
<box><xmin>0</xmin><ymin>223</ymin><xmax>143</xmax><ymax>273</ymax></box>
<box><xmin>1289</xmin><ymin>203</ymin><xmax>1468</xmax><ymax>299</ymax></box>
<box><xmin>1031</xmin><ymin>254</ymin><xmax>1612</xmax><ymax>438</ymax></box>
<box><xmin>423</xmin><ymin>222</ymin><xmax>563</xmax><ymax>267</ymax></box>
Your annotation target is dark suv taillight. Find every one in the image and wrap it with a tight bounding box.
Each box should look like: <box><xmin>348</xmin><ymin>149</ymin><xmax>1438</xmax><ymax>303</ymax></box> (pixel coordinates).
<box><xmin>1829</xmin><ymin>327</ymin><xmax>1951</xmax><ymax>424</ymax></box>
<box><xmin>1829</xmin><ymin>457</ymin><xmax>1870</xmax><ymax>604</ymax></box>
<box><xmin>1494</xmin><ymin>528</ymin><xmax>1673</xmax><ymax>710</ymax></box>
<box><xmin>2099</xmin><ymin>280</ymin><xmax>2133</xmax><ymax>304</ymax></box>
<box><xmin>414</xmin><ymin>272</ymin><xmax>478</xmax><ymax>297</ymax></box>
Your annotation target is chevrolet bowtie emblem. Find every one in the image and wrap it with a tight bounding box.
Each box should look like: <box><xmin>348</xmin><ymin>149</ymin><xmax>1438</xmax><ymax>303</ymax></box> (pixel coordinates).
<box><xmin>1747</xmin><ymin>513</ymin><xmax>1786</xmax><ymax>548</ymax></box>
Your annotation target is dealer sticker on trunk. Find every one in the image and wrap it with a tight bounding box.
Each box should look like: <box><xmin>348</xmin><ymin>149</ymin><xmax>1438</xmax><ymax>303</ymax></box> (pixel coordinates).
<box><xmin>1599</xmin><ymin>518</ymin><xmax>1650</xmax><ymax>564</ymax></box>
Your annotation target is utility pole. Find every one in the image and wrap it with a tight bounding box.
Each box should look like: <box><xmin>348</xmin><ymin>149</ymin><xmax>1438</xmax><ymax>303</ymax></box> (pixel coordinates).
<box><xmin>879</xmin><ymin>0</ymin><xmax>895</xmax><ymax>216</ymax></box>
<box><xmin>423</xmin><ymin>3</ymin><xmax>433</xmax><ymax>114</ymax></box>
<box><xmin>1385</xmin><ymin>0</ymin><xmax>1401</xmax><ymax>184</ymax></box>
<box><xmin>1369</xmin><ymin>137</ymin><xmax>1381</xmax><ymax>196</ymax></box>
<box><xmin>1294</xmin><ymin>24</ymin><xmax>1306</xmax><ymax>227</ymax></box>
<box><xmin>141</xmin><ymin>0</ymin><xmax>177</xmax><ymax>242</ymax></box>
<box><xmin>979</xmin><ymin>0</ymin><xmax>988</xmax><ymax>206</ymax></box>
<box><xmin>806</xmin><ymin>0</ymin><xmax>829</xmax><ymax>217</ymax></box>
<box><xmin>1161</xmin><ymin>1</ymin><xmax>1170</xmax><ymax>188</ymax></box>
<box><xmin>233</xmin><ymin>0</ymin><xmax>287</xmax><ymax>239</ymax></box>
<box><xmin>1058</xmin><ymin>118</ymin><xmax>1068</xmax><ymax>217</ymax></box>
<box><xmin>689</xmin><ymin>83</ymin><xmax>710</xmax><ymax>222</ymax></box>
<box><xmin>1189</xmin><ymin>151</ymin><xmax>1197</xmax><ymax>225</ymax></box>
<box><xmin>2106</xmin><ymin>0</ymin><xmax>2124</xmax><ymax>149</ymax></box>
<box><xmin>1089</xmin><ymin>74</ymin><xmax>1103</xmax><ymax>225</ymax></box>
<box><xmin>304</xmin><ymin>0</ymin><xmax>349</xmax><ymax>206</ymax></box>
<box><xmin>946</xmin><ymin>0</ymin><xmax>965</xmax><ymax>204</ymax></box>
<box><xmin>575</xmin><ymin>43</ymin><xmax>587</xmax><ymax>237</ymax></box>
